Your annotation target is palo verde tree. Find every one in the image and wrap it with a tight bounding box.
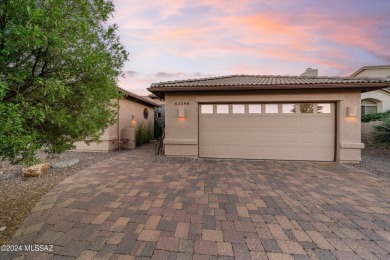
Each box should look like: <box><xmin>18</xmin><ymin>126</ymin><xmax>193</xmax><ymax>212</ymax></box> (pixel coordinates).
<box><xmin>0</xmin><ymin>0</ymin><xmax>128</xmax><ymax>165</ymax></box>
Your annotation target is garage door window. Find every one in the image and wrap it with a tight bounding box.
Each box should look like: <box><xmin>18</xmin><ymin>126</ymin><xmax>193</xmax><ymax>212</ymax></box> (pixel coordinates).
<box><xmin>249</xmin><ymin>104</ymin><xmax>261</xmax><ymax>114</ymax></box>
<box><xmin>265</xmin><ymin>104</ymin><xmax>278</xmax><ymax>113</ymax></box>
<box><xmin>201</xmin><ymin>105</ymin><xmax>213</xmax><ymax>114</ymax></box>
<box><xmin>217</xmin><ymin>105</ymin><xmax>229</xmax><ymax>114</ymax></box>
<box><xmin>232</xmin><ymin>104</ymin><xmax>245</xmax><ymax>114</ymax></box>
<box><xmin>300</xmin><ymin>104</ymin><xmax>314</xmax><ymax>113</ymax></box>
<box><xmin>318</xmin><ymin>104</ymin><xmax>331</xmax><ymax>113</ymax></box>
<box><xmin>282</xmin><ymin>104</ymin><xmax>295</xmax><ymax>113</ymax></box>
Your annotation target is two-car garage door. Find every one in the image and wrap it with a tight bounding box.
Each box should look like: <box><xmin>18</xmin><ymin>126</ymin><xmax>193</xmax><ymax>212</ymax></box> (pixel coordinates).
<box><xmin>199</xmin><ymin>103</ymin><xmax>335</xmax><ymax>161</ymax></box>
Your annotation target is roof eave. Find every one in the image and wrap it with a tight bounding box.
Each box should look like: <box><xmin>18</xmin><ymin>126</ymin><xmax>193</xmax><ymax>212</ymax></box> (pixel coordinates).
<box><xmin>118</xmin><ymin>88</ymin><xmax>160</xmax><ymax>107</ymax></box>
<box><xmin>351</xmin><ymin>65</ymin><xmax>390</xmax><ymax>77</ymax></box>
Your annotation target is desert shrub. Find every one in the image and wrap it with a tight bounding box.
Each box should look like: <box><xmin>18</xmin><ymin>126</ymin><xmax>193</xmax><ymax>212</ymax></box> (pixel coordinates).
<box><xmin>371</xmin><ymin>117</ymin><xmax>390</xmax><ymax>148</ymax></box>
<box><xmin>361</xmin><ymin>111</ymin><xmax>390</xmax><ymax>122</ymax></box>
<box><xmin>136</xmin><ymin>122</ymin><xmax>153</xmax><ymax>146</ymax></box>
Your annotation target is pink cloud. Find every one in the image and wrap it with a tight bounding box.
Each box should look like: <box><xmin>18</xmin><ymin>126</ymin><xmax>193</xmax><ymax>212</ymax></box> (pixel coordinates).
<box><xmin>111</xmin><ymin>0</ymin><xmax>390</xmax><ymax>92</ymax></box>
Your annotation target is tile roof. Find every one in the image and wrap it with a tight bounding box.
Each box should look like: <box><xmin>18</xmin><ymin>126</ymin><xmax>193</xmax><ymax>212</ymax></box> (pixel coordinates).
<box><xmin>149</xmin><ymin>74</ymin><xmax>390</xmax><ymax>88</ymax></box>
<box><xmin>118</xmin><ymin>87</ymin><xmax>160</xmax><ymax>107</ymax></box>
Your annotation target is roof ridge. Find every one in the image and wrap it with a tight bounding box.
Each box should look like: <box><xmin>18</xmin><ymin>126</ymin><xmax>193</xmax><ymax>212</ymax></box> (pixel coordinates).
<box><xmin>151</xmin><ymin>74</ymin><xmax>239</xmax><ymax>86</ymax></box>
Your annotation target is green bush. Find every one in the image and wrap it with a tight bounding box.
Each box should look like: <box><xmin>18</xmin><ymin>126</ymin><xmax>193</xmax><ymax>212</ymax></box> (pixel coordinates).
<box><xmin>361</xmin><ymin>111</ymin><xmax>390</xmax><ymax>122</ymax></box>
<box><xmin>371</xmin><ymin>117</ymin><xmax>390</xmax><ymax>148</ymax></box>
<box><xmin>136</xmin><ymin>122</ymin><xmax>153</xmax><ymax>146</ymax></box>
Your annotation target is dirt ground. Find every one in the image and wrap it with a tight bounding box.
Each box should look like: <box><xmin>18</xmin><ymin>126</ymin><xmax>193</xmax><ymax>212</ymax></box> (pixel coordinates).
<box><xmin>0</xmin><ymin>150</ymin><xmax>124</xmax><ymax>245</ymax></box>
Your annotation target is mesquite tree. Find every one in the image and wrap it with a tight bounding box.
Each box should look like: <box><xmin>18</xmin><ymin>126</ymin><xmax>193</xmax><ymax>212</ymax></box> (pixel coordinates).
<box><xmin>0</xmin><ymin>0</ymin><xmax>128</xmax><ymax>165</ymax></box>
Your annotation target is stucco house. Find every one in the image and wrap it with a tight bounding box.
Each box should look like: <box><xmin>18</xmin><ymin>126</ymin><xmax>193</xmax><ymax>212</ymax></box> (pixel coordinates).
<box><xmin>75</xmin><ymin>88</ymin><xmax>159</xmax><ymax>151</ymax></box>
<box><xmin>351</xmin><ymin>65</ymin><xmax>390</xmax><ymax>114</ymax></box>
<box><xmin>148</xmin><ymin>75</ymin><xmax>390</xmax><ymax>162</ymax></box>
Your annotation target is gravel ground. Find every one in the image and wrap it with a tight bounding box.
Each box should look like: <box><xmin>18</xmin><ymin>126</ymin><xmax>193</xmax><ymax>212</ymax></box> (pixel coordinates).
<box><xmin>0</xmin><ymin>150</ymin><xmax>125</xmax><ymax>245</ymax></box>
<box><xmin>348</xmin><ymin>122</ymin><xmax>390</xmax><ymax>178</ymax></box>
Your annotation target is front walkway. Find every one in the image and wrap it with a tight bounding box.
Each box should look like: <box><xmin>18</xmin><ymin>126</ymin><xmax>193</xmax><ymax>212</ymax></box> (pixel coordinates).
<box><xmin>5</xmin><ymin>144</ymin><xmax>390</xmax><ymax>259</ymax></box>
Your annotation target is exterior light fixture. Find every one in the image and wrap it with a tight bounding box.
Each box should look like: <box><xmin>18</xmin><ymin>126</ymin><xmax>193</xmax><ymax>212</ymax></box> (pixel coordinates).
<box><xmin>178</xmin><ymin>108</ymin><xmax>186</xmax><ymax>118</ymax></box>
<box><xmin>131</xmin><ymin>114</ymin><xmax>135</xmax><ymax>120</ymax></box>
<box><xmin>346</xmin><ymin>107</ymin><xmax>356</xmax><ymax>117</ymax></box>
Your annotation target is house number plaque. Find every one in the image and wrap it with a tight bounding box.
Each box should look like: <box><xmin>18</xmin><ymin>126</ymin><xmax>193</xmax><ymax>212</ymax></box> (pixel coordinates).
<box><xmin>175</xmin><ymin>102</ymin><xmax>190</xmax><ymax>105</ymax></box>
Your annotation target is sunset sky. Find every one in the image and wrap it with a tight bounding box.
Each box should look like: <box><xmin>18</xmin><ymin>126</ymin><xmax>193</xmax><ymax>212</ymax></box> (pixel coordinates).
<box><xmin>110</xmin><ymin>0</ymin><xmax>390</xmax><ymax>95</ymax></box>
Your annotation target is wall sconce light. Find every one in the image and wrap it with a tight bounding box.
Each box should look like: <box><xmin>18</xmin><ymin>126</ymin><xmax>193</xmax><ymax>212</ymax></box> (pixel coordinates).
<box><xmin>346</xmin><ymin>106</ymin><xmax>356</xmax><ymax>117</ymax></box>
<box><xmin>178</xmin><ymin>108</ymin><xmax>186</xmax><ymax>118</ymax></box>
<box><xmin>131</xmin><ymin>114</ymin><xmax>135</xmax><ymax>120</ymax></box>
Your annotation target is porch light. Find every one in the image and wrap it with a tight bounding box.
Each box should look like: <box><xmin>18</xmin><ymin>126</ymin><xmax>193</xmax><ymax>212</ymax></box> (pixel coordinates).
<box><xmin>178</xmin><ymin>108</ymin><xmax>186</xmax><ymax>118</ymax></box>
<box><xmin>346</xmin><ymin>106</ymin><xmax>356</xmax><ymax>117</ymax></box>
<box><xmin>131</xmin><ymin>114</ymin><xmax>135</xmax><ymax>120</ymax></box>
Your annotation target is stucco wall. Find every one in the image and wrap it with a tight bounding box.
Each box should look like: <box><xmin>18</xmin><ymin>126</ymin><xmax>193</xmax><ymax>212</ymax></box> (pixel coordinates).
<box><xmin>74</xmin><ymin>98</ymin><xmax>155</xmax><ymax>152</ymax></box>
<box><xmin>354</xmin><ymin>68</ymin><xmax>390</xmax><ymax>113</ymax></box>
<box><xmin>164</xmin><ymin>90</ymin><xmax>363</xmax><ymax>162</ymax></box>
<box><xmin>361</xmin><ymin>90</ymin><xmax>390</xmax><ymax>112</ymax></box>
<box><xmin>354</xmin><ymin>68</ymin><xmax>390</xmax><ymax>77</ymax></box>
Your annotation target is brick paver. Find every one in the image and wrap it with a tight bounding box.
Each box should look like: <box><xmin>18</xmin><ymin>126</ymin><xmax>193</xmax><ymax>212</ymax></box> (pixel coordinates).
<box><xmin>4</xmin><ymin>143</ymin><xmax>390</xmax><ymax>259</ymax></box>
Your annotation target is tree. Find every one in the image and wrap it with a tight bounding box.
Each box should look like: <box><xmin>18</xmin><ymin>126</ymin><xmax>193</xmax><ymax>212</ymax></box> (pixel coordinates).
<box><xmin>0</xmin><ymin>0</ymin><xmax>128</xmax><ymax>165</ymax></box>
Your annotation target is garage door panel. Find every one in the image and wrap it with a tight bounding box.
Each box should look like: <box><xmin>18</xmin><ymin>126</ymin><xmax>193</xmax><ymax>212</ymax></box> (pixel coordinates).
<box><xmin>262</xmin><ymin>118</ymin><xmax>285</xmax><ymax>128</ymax></box>
<box><xmin>246</xmin><ymin>133</ymin><xmax>264</xmax><ymax>142</ymax></box>
<box><xmin>199</xmin><ymin>145</ymin><xmax>214</xmax><ymax>157</ymax></box>
<box><xmin>315</xmin><ymin>119</ymin><xmax>334</xmax><ymax>128</ymax></box>
<box><xmin>199</xmin><ymin>103</ymin><xmax>335</xmax><ymax>161</ymax></box>
<box><xmin>213</xmin><ymin>146</ymin><xmax>232</xmax><ymax>157</ymax></box>
<box><xmin>199</xmin><ymin>132</ymin><xmax>217</xmax><ymax>142</ymax></box>
<box><xmin>246</xmin><ymin>119</ymin><xmax>263</xmax><ymax>128</ymax></box>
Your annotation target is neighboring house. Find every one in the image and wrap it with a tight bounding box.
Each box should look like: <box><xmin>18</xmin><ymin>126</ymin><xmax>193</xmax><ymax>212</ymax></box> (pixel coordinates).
<box><xmin>148</xmin><ymin>75</ymin><xmax>390</xmax><ymax>163</ymax></box>
<box><xmin>351</xmin><ymin>65</ymin><xmax>390</xmax><ymax>114</ymax></box>
<box><xmin>75</xmin><ymin>88</ymin><xmax>160</xmax><ymax>151</ymax></box>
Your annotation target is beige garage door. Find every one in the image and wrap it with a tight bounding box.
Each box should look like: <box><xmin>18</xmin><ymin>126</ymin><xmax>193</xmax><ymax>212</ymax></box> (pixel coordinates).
<box><xmin>199</xmin><ymin>103</ymin><xmax>335</xmax><ymax>161</ymax></box>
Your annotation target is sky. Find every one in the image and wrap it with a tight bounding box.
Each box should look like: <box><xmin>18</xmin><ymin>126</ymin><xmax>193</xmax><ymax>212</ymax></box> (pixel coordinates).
<box><xmin>109</xmin><ymin>0</ymin><xmax>390</xmax><ymax>95</ymax></box>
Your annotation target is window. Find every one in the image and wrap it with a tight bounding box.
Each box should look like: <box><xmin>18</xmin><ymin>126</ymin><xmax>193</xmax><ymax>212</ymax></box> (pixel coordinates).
<box><xmin>318</xmin><ymin>104</ymin><xmax>331</xmax><ymax>113</ymax></box>
<box><xmin>300</xmin><ymin>104</ymin><xmax>313</xmax><ymax>113</ymax></box>
<box><xmin>249</xmin><ymin>104</ymin><xmax>261</xmax><ymax>114</ymax></box>
<box><xmin>217</xmin><ymin>105</ymin><xmax>229</xmax><ymax>114</ymax></box>
<box><xmin>361</xmin><ymin>99</ymin><xmax>379</xmax><ymax>115</ymax></box>
<box><xmin>365</xmin><ymin>106</ymin><xmax>377</xmax><ymax>114</ymax></box>
<box><xmin>157</xmin><ymin>112</ymin><xmax>162</xmax><ymax>118</ymax></box>
<box><xmin>232</xmin><ymin>104</ymin><xmax>245</xmax><ymax>114</ymax></box>
<box><xmin>265</xmin><ymin>104</ymin><xmax>278</xmax><ymax>113</ymax></box>
<box><xmin>282</xmin><ymin>104</ymin><xmax>295</xmax><ymax>113</ymax></box>
<box><xmin>201</xmin><ymin>105</ymin><xmax>213</xmax><ymax>114</ymax></box>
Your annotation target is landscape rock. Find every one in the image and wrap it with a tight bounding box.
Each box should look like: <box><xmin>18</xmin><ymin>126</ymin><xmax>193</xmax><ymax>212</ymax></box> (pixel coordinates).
<box><xmin>23</xmin><ymin>163</ymin><xmax>51</xmax><ymax>177</ymax></box>
<box><xmin>0</xmin><ymin>226</ymin><xmax>6</xmax><ymax>232</ymax></box>
<box><xmin>52</xmin><ymin>159</ymin><xmax>80</xmax><ymax>169</ymax></box>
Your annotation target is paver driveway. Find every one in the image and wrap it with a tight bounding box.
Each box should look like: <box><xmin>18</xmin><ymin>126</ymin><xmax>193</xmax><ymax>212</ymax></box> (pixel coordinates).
<box><xmin>4</xmin><ymin>144</ymin><xmax>390</xmax><ymax>260</ymax></box>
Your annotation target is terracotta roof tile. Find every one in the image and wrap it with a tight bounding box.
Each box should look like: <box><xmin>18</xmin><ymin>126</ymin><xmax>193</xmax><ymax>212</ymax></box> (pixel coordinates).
<box><xmin>118</xmin><ymin>87</ymin><xmax>160</xmax><ymax>107</ymax></box>
<box><xmin>150</xmin><ymin>74</ymin><xmax>390</xmax><ymax>88</ymax></box>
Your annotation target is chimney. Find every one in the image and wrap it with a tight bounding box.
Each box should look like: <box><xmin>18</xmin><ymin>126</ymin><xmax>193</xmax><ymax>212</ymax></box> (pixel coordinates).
<box><xmin>300</xmin><ymin>68</ymin><xmax>318</xmax><ymax>77</ymax></box>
